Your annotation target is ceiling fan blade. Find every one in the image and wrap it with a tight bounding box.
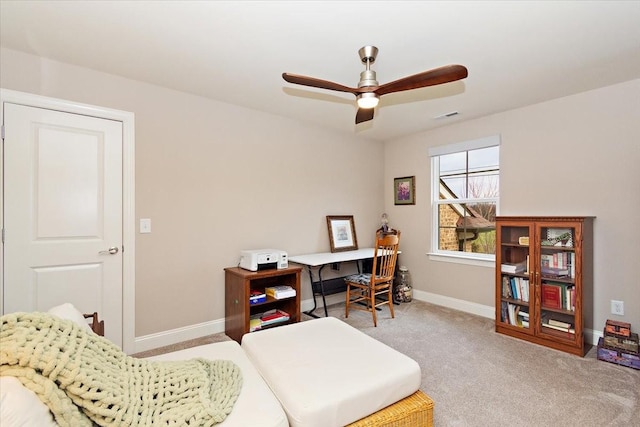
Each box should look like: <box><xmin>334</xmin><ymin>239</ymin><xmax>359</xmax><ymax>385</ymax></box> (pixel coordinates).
<box><xmin>355</xmin><ymin>107</ymin><xmax>375</xmax><ymax>124</ymax></box>
<box><xmin>375</xmin><ymin>65</ymin><xmax>468</xmax><ymax>96</ymax></box>
<box><xmin>282</xmin><ymin>73</ymin><xmax>358</xmax><ymax>94</ymax></box>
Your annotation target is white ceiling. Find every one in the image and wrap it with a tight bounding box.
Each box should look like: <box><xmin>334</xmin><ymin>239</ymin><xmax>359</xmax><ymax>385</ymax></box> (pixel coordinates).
<box><xmin>1</xmin><ymin>1</ymin><xmax>639</xmax><ymax>142</ymax></box>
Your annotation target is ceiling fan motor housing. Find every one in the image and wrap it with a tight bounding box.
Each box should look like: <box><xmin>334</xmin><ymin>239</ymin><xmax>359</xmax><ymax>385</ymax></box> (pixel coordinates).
<box><xmin>358</xmin><ymin>46</ymin><xmax>379</xmax><ymax>89</ymax></box>
<box><xmin>358</xmin><ymin>70</ymin><xmax>378</xmax><ymax>88</ymax></box>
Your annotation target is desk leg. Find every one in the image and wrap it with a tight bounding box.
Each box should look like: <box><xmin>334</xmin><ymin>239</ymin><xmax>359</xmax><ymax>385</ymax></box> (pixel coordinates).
<box><xmin>303</xmin><ymin>266</ymin><xmax>319</xmax><ymax>318</ymax></box>
<box><xmin>318</xmin><ymin>265</ymin><xmax>329</xmax><ymax>317</ymax></box>
<box><xmin>303</xmin><ymin>265</ymin><xmax>329</xmax><ymax>318</ymax></box>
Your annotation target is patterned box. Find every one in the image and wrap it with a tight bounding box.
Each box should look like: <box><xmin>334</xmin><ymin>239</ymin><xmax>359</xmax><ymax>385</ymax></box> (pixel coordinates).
<box><xmin>603</xmin><ymin>332</ymin><xmax>639</xmax><ymax>355</ymax></box>
<box><xmin>597</xmin><ymin>338</ymin><xmax>640</xmax><ymax>370</ymax></box>
<box><xmin>604</xmin><ymin>319</ymin><xmax>631</xmax><ymax>338</ymax></box>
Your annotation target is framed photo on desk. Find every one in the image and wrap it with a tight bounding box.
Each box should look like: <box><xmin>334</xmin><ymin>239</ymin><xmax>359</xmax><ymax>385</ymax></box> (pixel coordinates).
<box><xmin>326</xmin><ymin>215</ymin><xmax>358</xmax><ymax>252</ymax></box>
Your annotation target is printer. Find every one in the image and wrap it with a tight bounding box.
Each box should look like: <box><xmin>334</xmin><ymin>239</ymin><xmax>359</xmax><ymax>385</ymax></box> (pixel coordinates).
<box><xmin>239</xmin><ymin>249</ymin><xmax>288</xmax><ymax>271</ymax></box>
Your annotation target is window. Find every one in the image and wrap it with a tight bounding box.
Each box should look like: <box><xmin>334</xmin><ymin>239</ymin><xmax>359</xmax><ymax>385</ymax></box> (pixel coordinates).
<box><xmin>429</xmin><ymin>135</ymin><xmax>500</xmax><ymax>262</ymax></box>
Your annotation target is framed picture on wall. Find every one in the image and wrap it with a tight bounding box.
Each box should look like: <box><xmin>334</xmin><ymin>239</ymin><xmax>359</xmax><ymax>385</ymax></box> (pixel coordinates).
<box><xmin>394</xmin><ymin>176</ymin><xmax>415</xmax><ymax>205</ymax></box>
<box><xmin>326</xmin><ymin>215</ymin><xmax>358</xmax><ymax>252</ymax></box>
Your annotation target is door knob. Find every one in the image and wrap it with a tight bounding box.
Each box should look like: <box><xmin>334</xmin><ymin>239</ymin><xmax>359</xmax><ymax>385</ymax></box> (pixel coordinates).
<box><xmin>99</xmin><ymin>247</ymin><xmax>119</xmax><ymax>255</ymax></box>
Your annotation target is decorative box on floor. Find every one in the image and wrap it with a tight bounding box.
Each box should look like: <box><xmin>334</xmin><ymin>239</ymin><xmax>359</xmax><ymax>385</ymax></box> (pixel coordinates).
<box><xmin>597</xmin><ymin>319</ymin><xmax>640</xmax><ymax>370</ymax></box>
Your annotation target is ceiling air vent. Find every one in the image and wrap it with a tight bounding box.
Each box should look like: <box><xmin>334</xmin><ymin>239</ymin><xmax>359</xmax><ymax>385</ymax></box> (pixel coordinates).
<box><xmin>433</xmin><ymin>111</ymin><xmax>459</xmax><ymax>119</ymax></box>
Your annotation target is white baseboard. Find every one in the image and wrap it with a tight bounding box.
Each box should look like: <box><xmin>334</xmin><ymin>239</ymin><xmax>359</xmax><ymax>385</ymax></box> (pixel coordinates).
<box><xmin>412</xmin><ymin>290</ymin><xmax>600</xmax><ymax>346</ymax></box>
<box><xmin>586</xmin><ymin>327</ymin><xmax>601</xmax><ymax>346</ymax></box>
<box><xmin>413</xmin><ymin>289</ymin><xmax>495</xmax><ymax>319</ymax></box>
<box><xmin>134</xmin><ymin>299</ymin><xmax>318</xmax><ymax>354</ymax></box>
<box><xmin>134</xmin><ymin>318</ymin><xmax>225</xmax><ymax>354</ymax></box>
<box><xmin>134</xmin><ymin>294</ymin><xmax>601</xmax><ymax>353</ymax></box>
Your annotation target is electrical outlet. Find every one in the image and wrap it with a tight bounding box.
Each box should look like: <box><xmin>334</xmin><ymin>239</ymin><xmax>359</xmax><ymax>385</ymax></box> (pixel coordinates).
<box><xmin>611</xmin><ymin>300</ymin><xmax>624</xmax><ymax>316</ymax></box>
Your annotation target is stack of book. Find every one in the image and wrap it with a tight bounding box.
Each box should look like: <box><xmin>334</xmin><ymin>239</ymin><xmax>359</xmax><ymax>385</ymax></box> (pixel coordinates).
<box><xmin>250</xmin><ymin>309</ymin><xmax>290</xmax><ymax>330</ymax></box>
<box><xmin>249</xmin><ymin>289</ymin><xmax>266</xmax><ymax>305</ymax></box>
<box><xmin>541</xmin><ymin>317</ymin><xmax>575</xmax><ymax>334</ymax></box>
<box><xmin>265</xmin><ymin>285</ymin><xmax>296</xmax><ymax>299</ymax></box>
<box><xmin>500</xmin><ymin>260</ymin><xmax>527</xmax><ymax>274</ymax></box>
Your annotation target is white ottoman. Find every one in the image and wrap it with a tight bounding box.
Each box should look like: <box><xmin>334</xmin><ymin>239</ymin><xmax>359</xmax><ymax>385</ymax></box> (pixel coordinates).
<box><xmin>241</xmin><ymin>317</ymin><xmax>421</xmax><ymax>427</ymax></box>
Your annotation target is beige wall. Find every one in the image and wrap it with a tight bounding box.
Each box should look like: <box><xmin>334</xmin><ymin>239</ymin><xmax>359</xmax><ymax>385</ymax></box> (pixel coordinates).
<box><xmin>384</xmin><ymin>79</ymin><xmax>640</xmax><ymax>330</ymax></box>
<box><xmin>0</xmin><ymin>48</ymin><xmax>385</xmax><ymax>336</ymax></box>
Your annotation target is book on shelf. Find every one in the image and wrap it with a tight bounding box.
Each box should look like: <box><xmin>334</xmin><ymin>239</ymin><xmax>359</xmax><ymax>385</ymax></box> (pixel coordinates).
<box><xmin>501</xmin><ymin>276</ymin><xmax>511</xmax><ymax>298</ymax></box>
<box><xmin>249</xmin><ymin>317</ymin><xmax>262</xmax><ymax>332</ymax></box>
<box><xmin>541</xmin><ymin>283</ymin><xmax>562</xmax><ymax>309</ymax></box>
<box><xmin>542</xmin><ymin>322</ymin><xmax>575</xmax><ymax>334</ymax></box>
<box><xmin>517</xmin><ymin>309</ymin><xmax>530</xmax><ymax>329</ymax></box>
<box><xmin>501</xmin><ymin>260</ymin><xmax>527</xmax><ymax>274</ymax></box>
<box><xmin>265</xmin><ymin>285</ymin><xmax>296</xmax><ymax>299</ymax></box>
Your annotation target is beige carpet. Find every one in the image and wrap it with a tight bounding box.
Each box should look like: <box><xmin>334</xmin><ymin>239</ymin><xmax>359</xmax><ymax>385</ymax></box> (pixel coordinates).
<box><xmin>137</xmin><ymin>300</ymin><xmax>640</xmax><ymax>426</ymax></box>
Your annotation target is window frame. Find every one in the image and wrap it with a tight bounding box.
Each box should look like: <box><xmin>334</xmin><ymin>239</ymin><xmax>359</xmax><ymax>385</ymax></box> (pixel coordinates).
<box><xmin>428</xmin><ymin>135</ymin><xmax>501</xmax><ymax>266</ymax></box>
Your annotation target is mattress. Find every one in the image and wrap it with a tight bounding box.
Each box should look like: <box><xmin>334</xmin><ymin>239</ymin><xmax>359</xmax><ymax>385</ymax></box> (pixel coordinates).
<box><xmin>147</xmin><ymin>340</ymin><xmax>288</xmax><ymax>427</ymax></box>
<box><xmin>241</xmin><ymin>317</ymin><xmax>422</xmax><ymax>427</ymax></box>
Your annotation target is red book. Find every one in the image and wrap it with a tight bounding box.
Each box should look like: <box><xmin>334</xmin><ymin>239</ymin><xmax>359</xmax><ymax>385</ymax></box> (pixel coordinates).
<box><xmin>541</xmin><ymin>284</ymin><xmax>561</xmax><ymax>309</ymax></box>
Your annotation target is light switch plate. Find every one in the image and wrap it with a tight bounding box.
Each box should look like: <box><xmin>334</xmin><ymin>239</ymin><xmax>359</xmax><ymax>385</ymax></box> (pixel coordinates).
<box><xmin>140</xmin><ymin>218</ymin><xmax>151</xmax><ymax>233</ymax></box>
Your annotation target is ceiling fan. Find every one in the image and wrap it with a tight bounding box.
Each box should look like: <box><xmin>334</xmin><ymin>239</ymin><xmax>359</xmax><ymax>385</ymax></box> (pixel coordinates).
<box><xmin>282</xmin><ymin>46</ymin><xmax>468</xmax><ymax>124</ymax></box>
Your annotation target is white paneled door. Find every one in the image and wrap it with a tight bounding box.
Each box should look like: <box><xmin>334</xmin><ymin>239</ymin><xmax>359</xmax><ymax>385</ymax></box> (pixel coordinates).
<box><xmin>3</xmin><ymin>103</ymin><xmax>123</xmax><ymax>347</ymax></box>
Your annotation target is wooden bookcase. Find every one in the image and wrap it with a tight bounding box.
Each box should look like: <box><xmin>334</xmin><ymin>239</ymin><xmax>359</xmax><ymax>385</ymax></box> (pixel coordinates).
<box><xmin>224</xmin><ymin>266</ymin><xmax>301</xmax><ymax>343</ymax></box>
<box><xmin>495</xmin><ymin>216</ymin><xmax>594</xmax><ymax>356</ymax></box>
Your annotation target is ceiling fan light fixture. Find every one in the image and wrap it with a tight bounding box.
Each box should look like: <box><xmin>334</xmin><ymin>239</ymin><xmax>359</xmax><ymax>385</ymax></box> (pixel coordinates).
<box><xmin>356</xmin><ymin>92</ymin><xmax>379</xmax><ymax>109</ymax></box>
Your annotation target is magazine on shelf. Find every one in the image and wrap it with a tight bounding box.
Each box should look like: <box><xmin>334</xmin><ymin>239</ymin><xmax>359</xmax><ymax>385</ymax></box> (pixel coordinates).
<box><xmin>249</xmin><ymin>289</ymin><xmax>267</xmax><ymax>305</ymax></box>
<box><xmin>259</xmin><ymin>309</ymin><xmax>290</xmax><ymax>326</ymax></box>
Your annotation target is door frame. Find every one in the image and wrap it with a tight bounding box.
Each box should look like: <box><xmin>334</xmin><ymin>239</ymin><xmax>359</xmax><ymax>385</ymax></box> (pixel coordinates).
<box><xmin>0</xmin><ymin>88</ymin><xmax>136</xmax><ymax>354</ymax></box>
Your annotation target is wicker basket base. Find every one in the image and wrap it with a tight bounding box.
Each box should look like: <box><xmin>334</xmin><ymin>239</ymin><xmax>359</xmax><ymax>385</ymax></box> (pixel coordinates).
<box><xmin>346</xmin><ymin>390</ymin><xmax>434</xmax><ymax>427</ymax></box>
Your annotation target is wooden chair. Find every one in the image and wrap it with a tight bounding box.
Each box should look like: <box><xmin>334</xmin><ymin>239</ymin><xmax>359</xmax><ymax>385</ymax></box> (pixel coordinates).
<box><xmin>344</xmin><ymin>230</ymin><xmax>401</xmax><ymax>326</ymax></box>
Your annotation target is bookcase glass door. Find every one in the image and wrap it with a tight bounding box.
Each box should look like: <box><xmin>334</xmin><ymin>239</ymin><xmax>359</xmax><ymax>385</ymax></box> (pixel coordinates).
<box><xmin>498</xmin><ymin>224</ymin><xmax>532</xmax><ymax>333</ymax></box>
<box><xmin>537</xmin><ymin>225</ymin><xmax>578</xmax><ymax>343</ymax></box>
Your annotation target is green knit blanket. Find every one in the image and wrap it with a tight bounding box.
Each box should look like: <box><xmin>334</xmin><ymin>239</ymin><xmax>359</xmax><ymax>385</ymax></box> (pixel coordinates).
<box><xmin>0</xmin><ymin>312</ymin><xmax>242</xmax><ymax>426</ymax></box>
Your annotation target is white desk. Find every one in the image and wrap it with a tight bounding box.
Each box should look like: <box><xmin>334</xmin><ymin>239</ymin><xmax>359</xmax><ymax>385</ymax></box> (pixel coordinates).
<box><xmin>289</xmin><ymin>248</ymin><xmax>378</xmax><ymax>317</ymax></box>
<box><xmin>289</xmin><ymin>248</ymin><xmax>378</xmax><ymax>267</ymax></box>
